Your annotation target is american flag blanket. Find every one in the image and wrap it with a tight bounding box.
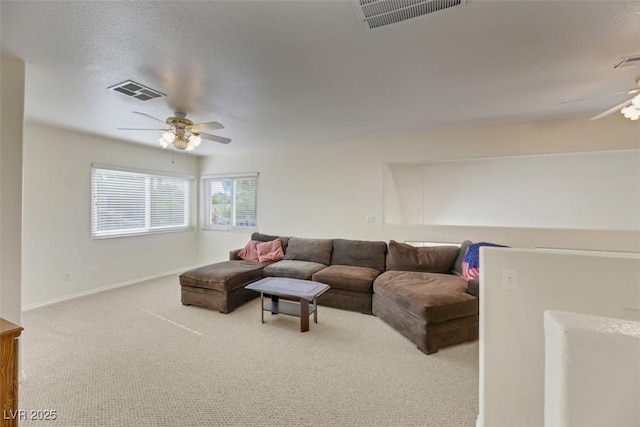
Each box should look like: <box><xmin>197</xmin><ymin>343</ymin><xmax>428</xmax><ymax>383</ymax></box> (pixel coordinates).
<box><xmin>462</xmin><ymin>242</ymin><xmax>509</xmax><ymax>281</ymax></box>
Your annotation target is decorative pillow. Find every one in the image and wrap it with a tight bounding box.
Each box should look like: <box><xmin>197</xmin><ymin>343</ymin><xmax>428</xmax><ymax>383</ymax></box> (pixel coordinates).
<box><xmin>452</xmin><ymin>240</ymin><xmax>473</xmax><ymax>276</ymax></box>
<box><xmin>250</xmin><ymin>232</ymin><xmax>289</xmax><ymax>252</ymax></box>
<box><xmin>256</xmin><ymin>239</ymin><xmax>285</xmax><ymax>263</ymax></box>
<box><xmin>461</xmin><ymin>242</ymin><xmax>509</xmax><ymax>281</ymax></box>
<box><xmin>386</xmin><ymin>240</ymin><xmax>460</xmax><ymax>273</ymax></box>
<box><xmin>237</xmin><ymin>240</ymin><xmax>260</xmax><ymax>262</ymax></box>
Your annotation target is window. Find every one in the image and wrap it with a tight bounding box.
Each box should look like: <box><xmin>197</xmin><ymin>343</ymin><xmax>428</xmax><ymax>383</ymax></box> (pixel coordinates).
<box><xmin>203</xmin><ymin>174</ymin><xmax>258</xmax><ymax>229</ymax></box>
<box><xmin>91</xmin><ymin>165</ymin><xmax>193</xmax><ymax>238</ymax></box>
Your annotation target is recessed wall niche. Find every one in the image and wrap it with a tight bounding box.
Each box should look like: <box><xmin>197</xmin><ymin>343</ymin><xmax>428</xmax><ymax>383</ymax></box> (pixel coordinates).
<box><xmin>383</xmin><ymin>150</ymin><xmax>640</xmax><ymax>231</ymax></box>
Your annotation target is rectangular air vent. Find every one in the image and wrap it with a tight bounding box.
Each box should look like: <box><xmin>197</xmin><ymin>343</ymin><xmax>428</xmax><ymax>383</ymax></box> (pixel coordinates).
<box><xmin>354</xmin><ymin>0</ymin><xmax>463</xmax><ymax>30</ymax></box>
<box><xmin>108</xmin><ymin>80</ymin><xmax>165</xmax><ymax>101</ymax></box>
<box><xmin>614</xmin><ymin>55</ymin><xmax>640</xmax><ymax>69</ymax></box>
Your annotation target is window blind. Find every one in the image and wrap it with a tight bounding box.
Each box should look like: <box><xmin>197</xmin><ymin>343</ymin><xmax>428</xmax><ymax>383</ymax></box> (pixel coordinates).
<box><xmin>92</xmin><ymin>167</ymin><xmax>192</xmax><ymax>238</ymax></box>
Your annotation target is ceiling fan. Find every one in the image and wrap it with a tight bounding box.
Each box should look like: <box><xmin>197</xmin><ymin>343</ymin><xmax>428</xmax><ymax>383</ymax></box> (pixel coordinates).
<box><xmin>579</xmin><ymin>74</ymin><xmax>640</xmax><ymax>121</ymax></box>
<box><xmin>118</xmin><ymin>111</ymin><xmax>231</xmax><ymax>151</ymax></box>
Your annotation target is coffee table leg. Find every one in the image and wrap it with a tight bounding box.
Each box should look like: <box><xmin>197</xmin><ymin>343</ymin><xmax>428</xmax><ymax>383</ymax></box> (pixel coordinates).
<box><xmin>271</xmin><ymin>295</ymin><xmax>279</xmax><ymax>315</ymax></box>
<box><xmin>313</xmin><ymin>297</ymin><xmax>318</xmax><ymax>324</ymax></box>
<box><xmin>300</xmin><ymin>299</ymin><xmax>309</xmax><ymax>332</ymax></box>
<box><xmin>261</xmin><ymin>293</ymin><xmax>264</xmax><ymax>324</ymax></box>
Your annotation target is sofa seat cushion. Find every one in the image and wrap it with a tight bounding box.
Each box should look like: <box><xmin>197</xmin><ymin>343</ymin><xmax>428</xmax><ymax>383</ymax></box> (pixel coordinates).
<box><xmin>263</xmin><ymin>260</ymin><xmax>327</xmax><ymax>280</ymax></box>
<box><xmin>312</xmin><ymin>265</ymin><xmax>380</xmax><ymax>293</ymax></box>
<box><xmin>373</xmin><ymin>271</ymin><xmax>478</xmax><ymax>323</ymax></box>
<box><xmin>179</xmin><ymin>261</ymin><xmax>267</xmax><ymax>292</ymax></box>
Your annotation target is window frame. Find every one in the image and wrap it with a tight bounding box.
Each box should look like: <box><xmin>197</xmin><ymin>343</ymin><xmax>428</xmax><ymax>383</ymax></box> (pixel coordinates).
<box><xmin>202</xmin><ymin>173</ymin><xmax>259</xmax><ymax>231</ymax></box>
<box><xmin>91</xmin><ymin>164</ymin><xmax>195</xmax><ymax>239</ymax></box>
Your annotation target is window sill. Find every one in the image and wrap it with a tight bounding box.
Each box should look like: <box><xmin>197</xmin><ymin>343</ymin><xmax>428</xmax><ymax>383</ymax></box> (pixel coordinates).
<box><xmin>202</xmin><ymin>226</ymin><xmax>258</xmax><ymax>232</ymax></box>
<box><xmin>92</xmin><ymin>226</ymin><xmax>194</xmax><ymax>240</ymax></box>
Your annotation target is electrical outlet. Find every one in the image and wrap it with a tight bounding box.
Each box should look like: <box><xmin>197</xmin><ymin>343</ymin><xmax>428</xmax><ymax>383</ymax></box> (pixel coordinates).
<box><xmin>63</xmin><ymin>273</ymin><xmax>71</xmax><ymax>282</ymax></box>
<box><xmin>501</xmin><ymin>269</ymin><xmax>518</xmax><ymax>290</ymax></box>
<box><xmin>366</xmin><ymin>214</ymin><xmax>376</xmax><ymax>223</ymax></box>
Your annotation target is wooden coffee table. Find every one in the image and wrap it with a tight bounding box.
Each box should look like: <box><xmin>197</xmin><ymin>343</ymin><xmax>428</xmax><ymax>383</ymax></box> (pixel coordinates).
<box><xmin>245</xmin><ymin>277</ymin><xmax>330</xmax><ymax>332</ymax></box>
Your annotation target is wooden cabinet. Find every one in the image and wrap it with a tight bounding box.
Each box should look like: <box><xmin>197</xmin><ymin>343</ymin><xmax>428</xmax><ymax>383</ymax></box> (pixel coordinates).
<box><xmin>1</xmin><ymin>318</ymin><xmax>22</xmax><ymax>427</ymax></box>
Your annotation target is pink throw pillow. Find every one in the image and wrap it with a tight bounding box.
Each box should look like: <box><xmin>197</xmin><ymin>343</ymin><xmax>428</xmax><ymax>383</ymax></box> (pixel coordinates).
<box><xmin>237</xmin><ymin>240</ymin><xmax>260</xmax><ymax>262</ymax></box>
<box><xmin>256</xmin><ymin>239</ymin><xmax>285</xmax><ymax>263</ymax></box>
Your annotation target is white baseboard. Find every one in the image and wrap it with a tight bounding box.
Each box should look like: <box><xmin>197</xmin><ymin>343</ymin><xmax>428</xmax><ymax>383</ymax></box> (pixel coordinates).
<box><xmin>22</xmin><ymin>265</ymin><xmax>202</xmax><ymax>312</ymax></box>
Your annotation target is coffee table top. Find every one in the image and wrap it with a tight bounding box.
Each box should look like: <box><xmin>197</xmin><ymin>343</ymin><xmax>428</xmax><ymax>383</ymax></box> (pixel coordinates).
<box><xmin>246</xmin><ymin>277</ymin><xmax>330</xmax><ymax>301</ymax></box>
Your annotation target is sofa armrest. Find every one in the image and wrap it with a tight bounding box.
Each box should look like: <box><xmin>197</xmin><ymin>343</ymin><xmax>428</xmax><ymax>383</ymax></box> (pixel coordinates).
<box><xmin>467</xmin><ymin>279</ymin><xmax>479</xmax><ymax>298</ymax></box>
<box><xmin>229</xmin><ymin>249</ymin><xmax>242</xmax><ymax>260</ymax></box>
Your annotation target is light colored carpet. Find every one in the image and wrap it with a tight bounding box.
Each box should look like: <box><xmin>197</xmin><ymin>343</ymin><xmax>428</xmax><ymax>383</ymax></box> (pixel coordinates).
<box><xmin>19</xmin><ymin>274</ymin><xmax>478</xmax><ymax>426</ymax></box>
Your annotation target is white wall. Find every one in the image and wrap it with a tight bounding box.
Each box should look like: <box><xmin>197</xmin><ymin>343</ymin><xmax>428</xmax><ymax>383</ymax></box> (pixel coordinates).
<box><xmin>478</xmin><ymin>248</ymin><xmax>640</xmax><ymax>427</ymax></box>
<box><xmin>199</xmin><ymin>116</ymin><xmax>640</xmax><ymax>263</ymax></box>
<box><xmin>0</xmin><ymin>55</ymin><xmax>25</xmax><ymax>324</ymax></box>
<box><xmin>385</xmin><ymin>150</ymin><xmax>640</xmax><ymax>230</ymax></box>
<box><xmin>22</xmin><ymin>122</ymin><xmax>199</xmax><ymax>308</ymax></box>
<box><xmin>383</xmin><ymin>163</ymin><xmax>424</xmax><ymax>225</ymax></box>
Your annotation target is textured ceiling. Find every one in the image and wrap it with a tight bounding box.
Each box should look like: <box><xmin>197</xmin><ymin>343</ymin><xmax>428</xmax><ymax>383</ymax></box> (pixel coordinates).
<box><xmin>1</xmin><ymin>0</ymin><xmax>639</xmax><ymax>155</ymax></box>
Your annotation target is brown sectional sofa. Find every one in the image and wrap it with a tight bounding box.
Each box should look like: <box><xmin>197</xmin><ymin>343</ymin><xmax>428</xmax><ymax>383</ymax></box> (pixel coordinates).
<box><xmin>179</xmin><ymin>233</ymin><xmax>479</xmax><ymax>354</ymax></box>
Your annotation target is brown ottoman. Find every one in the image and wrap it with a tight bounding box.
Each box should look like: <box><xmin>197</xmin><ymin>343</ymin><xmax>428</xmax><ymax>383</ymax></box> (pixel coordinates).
<box><xmin>179</xmin><ymin>261</ymin><xmax>266</xmax><ymax>313</ymax></box>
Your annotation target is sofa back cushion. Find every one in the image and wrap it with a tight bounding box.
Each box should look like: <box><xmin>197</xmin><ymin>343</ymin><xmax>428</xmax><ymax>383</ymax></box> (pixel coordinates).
<box><xmin>251</xmin><ymin>232</ymin><xmax>289</xmax><ymax>252</ymax></box>
<box><xmin>451</xmin><ymin>240</ymin><xmax>473</xmax><ymax>276</ymax></box>
<box><xmin>386</xmin><ymin>240</ymin><xmax>459</xmax><ymax>273</ymax></box>
<box><xmin>331</xmin><ymin>239</ymin><xmax>387</xmax><ymax>271</ymax></box>
<box><xmin>284</xmin><ymin>237</ymin><xmax>333</xmax><ymax>265</ymax></box>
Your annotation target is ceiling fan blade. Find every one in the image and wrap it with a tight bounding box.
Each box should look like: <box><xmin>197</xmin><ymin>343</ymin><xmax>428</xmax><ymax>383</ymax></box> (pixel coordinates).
<box><xmin>200</xmin><ymin>132</ymin><xmax>232</xmax><ymax>144</ymax></box>
<box><xmin>117</xmin><ymin>127</ymin><xmax>168</xmax><ymax>131</ymax></box>
<box><xmin>590</xmin><ymin>98</ymin><xmax>633</xmax><ymax>120</ymax></box>
<box><xmin>562</xmin><ymin>88</ymin><xmax>640</xmax><ymax>104</ymax></box>
<box><xmin>190</xmin><ymin>121</ymin><xmax>225</xmax><ymax>131</ymax></box>
<box><xmin>132</xmin><ymin>111</ymin><xmax>167</xmax><ymax>124</ymax></box>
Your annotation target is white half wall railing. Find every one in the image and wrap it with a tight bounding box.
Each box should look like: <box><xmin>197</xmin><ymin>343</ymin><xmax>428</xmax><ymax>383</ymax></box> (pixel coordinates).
<box><xmin>544</xmin><ymin>310</ymin><xmax>640</xmax><ymax>427</ymax></box>
<box><xmin>478</xmin><ymin>248</ymin><xmax>640</xmax><ymax>427</ymax></box>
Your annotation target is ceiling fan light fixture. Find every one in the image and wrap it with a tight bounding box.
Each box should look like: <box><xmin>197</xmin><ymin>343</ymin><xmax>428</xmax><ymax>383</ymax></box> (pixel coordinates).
<box><xmin>621</xmin><ymin>105</ymin><xmax>640</xmax><ymax>120</ymax></box>
<box><xmin>189</xmin><ymin>134</ymin><xmax>202</xmax><ymax>146</ymax></box>
<box><xmin>161</xmin><ymin>131</ymin><xmax>176</xmax><ymax>143</ymax></box>
<box><xmin>631</xmin><ymin>94</ymin><xmax>640</xmax><ymax>109</ymax></box>
<box><xmin>185</xmin><ymin>134</ymin><xmax>201</xmax><ymax>151</ymax></box>
<box><xmin>122</xmin><ymin>110</ymin><xmax>230</xmax><ymax>152</ymax></box>
<box><xmin>173</xmin><ymin>138</ymin><xmax>189</xmax><ymax>150</ymax></box>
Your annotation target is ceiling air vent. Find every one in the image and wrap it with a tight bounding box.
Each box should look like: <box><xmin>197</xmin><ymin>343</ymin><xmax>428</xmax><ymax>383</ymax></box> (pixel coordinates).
<box><xmin>354</xmin><ymin>0</ymin><xmax>463</xmax><ymax>30</ymax></box>
<box><xmin>108</xmin><ymin>80</ymin><xmax>165</xmax><ymax>101</ymax></box>
<box><xmin>614</xmin><ymin>55</ymin><xmax>640</xmax><ymax>69</ymax></box>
